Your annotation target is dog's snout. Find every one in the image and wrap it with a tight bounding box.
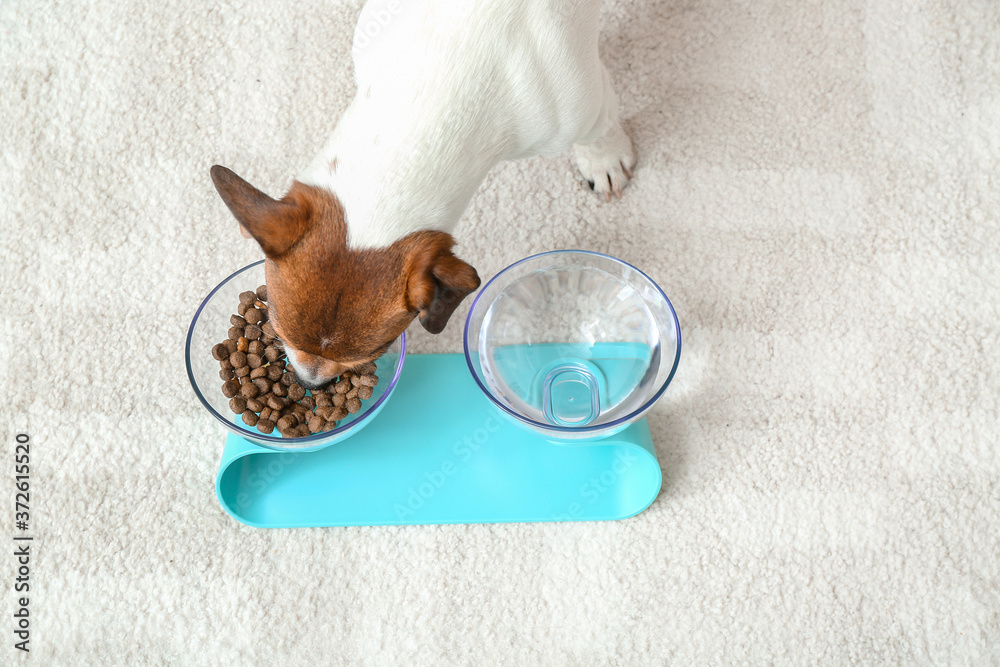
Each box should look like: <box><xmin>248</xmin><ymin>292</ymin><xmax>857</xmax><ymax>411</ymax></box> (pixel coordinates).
<box><xmin>283</xmin><ymin>346</ymin><xmax>346</xmax><ymax>390</ymax></box>
<box><xmin>295</xmin><ymin>371</ymin><xmax>334</xmax><ymax>391</ymax></box>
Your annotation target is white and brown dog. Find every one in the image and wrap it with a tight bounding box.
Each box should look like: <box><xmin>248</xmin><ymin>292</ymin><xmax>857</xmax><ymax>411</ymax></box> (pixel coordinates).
<box><xmin>212</xmin><ymin>0</ymin><xmax>636</xmax><ymax>389</ymax></box>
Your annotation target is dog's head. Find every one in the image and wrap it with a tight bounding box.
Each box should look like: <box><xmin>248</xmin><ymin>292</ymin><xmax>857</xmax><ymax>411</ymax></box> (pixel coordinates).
<box><xmin>210</xmin><ymin>165</ymin><xmax>480</xmax><ymax>389</ymax></box>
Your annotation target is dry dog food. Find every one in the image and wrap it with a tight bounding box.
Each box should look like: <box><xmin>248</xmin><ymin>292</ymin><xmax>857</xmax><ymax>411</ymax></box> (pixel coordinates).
<box><xmin>212</xmin><ymin>285</ymin><xmax>380</xmax><ymax>438</ymax></box>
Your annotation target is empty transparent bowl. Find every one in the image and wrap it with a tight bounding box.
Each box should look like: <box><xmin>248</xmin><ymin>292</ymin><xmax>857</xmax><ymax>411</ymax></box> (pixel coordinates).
<box><xmin>186</xmin><ymin>260</ymin><xmax>406</xmax><ymax>452</ymax></box>
<box><xmin>464</xmin><ymin>250</ymin><xmax>681</xmax><ymax>440</ymax></box>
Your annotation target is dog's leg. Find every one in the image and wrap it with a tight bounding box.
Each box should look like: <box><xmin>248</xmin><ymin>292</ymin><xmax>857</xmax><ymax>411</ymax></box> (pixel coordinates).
<box><xmin>573</xmin><ymin>64</ymin><xmax>636</xmax><ymax>201</ymax></box>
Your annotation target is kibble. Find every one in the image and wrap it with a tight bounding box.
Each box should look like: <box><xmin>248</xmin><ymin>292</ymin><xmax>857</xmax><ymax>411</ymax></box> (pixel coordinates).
<box><xmin>287</xmin><ymin>383</ymin><xmax>305</xmax><ymax>402</ymax></box>
<box><xmin>307</xmin><ymin>415</ymin><xmax>324</xmax><ymax>433</ymax></box>
<box><xmin>213</xmin><ymin>283</ymin><xmax>382</xmax><ymax>438</ymax></box>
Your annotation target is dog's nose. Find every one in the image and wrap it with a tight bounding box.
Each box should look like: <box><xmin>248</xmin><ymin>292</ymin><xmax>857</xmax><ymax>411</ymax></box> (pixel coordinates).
<box><xmin>294</xmin><ymin>368</ymin><xmax>334</xmax><ymax>391</ymax></box>
<box><xmin>283</xmin><ymin>348</ymin><xmax>326</xmax><ymax>389</ymax></box>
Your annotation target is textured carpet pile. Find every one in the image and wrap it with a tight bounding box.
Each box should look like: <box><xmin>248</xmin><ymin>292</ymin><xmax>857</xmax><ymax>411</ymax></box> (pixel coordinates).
<box><xmin>2</xmin><ymin>0</ymin><xmax>998</xmax><ymax>663</ymax></box>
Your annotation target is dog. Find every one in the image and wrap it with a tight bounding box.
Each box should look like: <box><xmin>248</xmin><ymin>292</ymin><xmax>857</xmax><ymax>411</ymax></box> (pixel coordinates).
<box><xmin>211</xmin><ymin>0</ymin><xmax>636</xmax><ymax>389</ymax></box>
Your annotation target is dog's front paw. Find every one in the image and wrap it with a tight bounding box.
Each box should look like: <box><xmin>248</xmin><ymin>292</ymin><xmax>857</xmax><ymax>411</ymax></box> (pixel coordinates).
<box><xmin>573</xmin><ymin>123</ymin><xmax>636</xmax><ymax>202</ymax></box>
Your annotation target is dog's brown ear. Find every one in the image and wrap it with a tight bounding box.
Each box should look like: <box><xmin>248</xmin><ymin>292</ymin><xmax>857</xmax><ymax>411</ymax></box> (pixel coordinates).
<box><xmin>400</xmin><ymin>231</ymin><xmax>481</xmax><ymax>334</ymax></box>
<box><xmin>210</xmin><ymin>165</ymin><xmax>312</xmax><ymax>258</ymax></box>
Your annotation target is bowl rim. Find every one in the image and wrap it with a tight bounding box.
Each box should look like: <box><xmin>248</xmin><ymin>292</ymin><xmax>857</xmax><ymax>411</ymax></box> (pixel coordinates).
<box><xmin>462</xmin><ymin>249</ymin><xmax>682</xmax><ymax>434</ymax></box>
<box><xmin>185</xmin><ymin>259</ymin><xmax>407</xmax><ymax>449</ymax></box>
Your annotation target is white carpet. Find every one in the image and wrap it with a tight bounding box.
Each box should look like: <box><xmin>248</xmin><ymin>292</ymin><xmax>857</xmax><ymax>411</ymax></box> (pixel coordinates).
<box><xmin>3</xmin><ymin>0</ymin><xmax>999</xmax><ymax>663</ymax></box>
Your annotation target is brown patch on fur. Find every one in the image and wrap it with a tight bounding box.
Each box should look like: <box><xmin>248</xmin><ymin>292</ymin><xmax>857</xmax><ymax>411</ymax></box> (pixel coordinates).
<box><xmin>210</xmin><ymin>169</ymin><xmax>481</xmax><ymax>380</ymax></box>
<box><xmin>397</xmin><ymin>232</ymin><xmax>482</xmax><ymax>334</ymax></box>
<box><xmin>211</xmin><ymin>165</ymin><xmax>314</xmax><ymax>257</ymax></box>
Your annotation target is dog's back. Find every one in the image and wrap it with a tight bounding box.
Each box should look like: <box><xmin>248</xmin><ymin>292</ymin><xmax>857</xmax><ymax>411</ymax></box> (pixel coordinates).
<box><xmin>351</xmin><ymin>0</ymin><xmax>606</xmax><ymax>159</ymax></box>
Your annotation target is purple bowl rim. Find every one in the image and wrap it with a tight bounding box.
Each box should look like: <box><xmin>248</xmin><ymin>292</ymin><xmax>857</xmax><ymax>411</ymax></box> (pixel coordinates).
<box><xmin>462</xmin><ymin>249</ymin><xmax>682</xmax><ymax>434</ymax></box>
<box><xmin>185</xmin><ymin>259</ymin><xmax>407</xmax><ymax>451</ymax></box>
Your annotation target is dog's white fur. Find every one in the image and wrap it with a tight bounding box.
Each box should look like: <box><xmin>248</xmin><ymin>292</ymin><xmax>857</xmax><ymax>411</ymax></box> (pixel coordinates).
<box><xmin>298</xmin><ymin>0</ymin><xmax>635</xmax><ymax>249</ymax></box>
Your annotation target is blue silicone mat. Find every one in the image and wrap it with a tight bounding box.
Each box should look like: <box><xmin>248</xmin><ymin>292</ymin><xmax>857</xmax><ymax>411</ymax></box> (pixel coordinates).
<box><xmin>216</xmin><ymin>353</ymin><xmax>662</xmax><ymax>527</ymax></box>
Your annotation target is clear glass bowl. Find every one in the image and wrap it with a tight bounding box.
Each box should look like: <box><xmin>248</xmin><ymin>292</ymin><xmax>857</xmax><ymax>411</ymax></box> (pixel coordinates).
<box><xmin>464</xmin><ymin>250</ymin><xmax>680</xmax><ymax>440</ymax></box>
<box><xmin>186</xmin><ymin>260</ymin><xmax>406</xmax><ymax>451</ymax></box>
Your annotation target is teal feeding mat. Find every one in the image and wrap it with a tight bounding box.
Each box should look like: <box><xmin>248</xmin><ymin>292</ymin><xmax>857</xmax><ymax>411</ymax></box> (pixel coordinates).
<box><xmin>216</xmin><ymin>353</ymin><xmax>662</xmax><ymax>527</ymax></box>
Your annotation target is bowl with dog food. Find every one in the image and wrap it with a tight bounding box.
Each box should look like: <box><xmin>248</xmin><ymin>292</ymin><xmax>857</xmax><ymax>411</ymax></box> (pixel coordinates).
<box><xmin>464</xmin><ymin>250</ymin><xmax>680</xmax><ymax>441</ymax></box>
<box><xmin>186</xmin><ymin>260</ymin><xmax>406</xmax><ymax>451</ymax></box>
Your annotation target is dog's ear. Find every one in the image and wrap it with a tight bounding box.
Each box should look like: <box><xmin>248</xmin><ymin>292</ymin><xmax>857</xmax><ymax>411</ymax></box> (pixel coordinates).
<box><xmin>400</xmin><ymin>231</ymin><xmax>481</xmax><ymax>334</ymax></box>
<box><xmin>210</xmin><ymin>165</ymin><xmax>312</xmax><ymax>258</ymax></box>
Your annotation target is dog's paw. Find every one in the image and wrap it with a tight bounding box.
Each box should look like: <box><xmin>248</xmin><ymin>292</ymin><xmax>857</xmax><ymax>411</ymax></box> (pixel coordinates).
<box><xmin>573</xmin><ymin>124</ymin><xmax>636</xmax><ymax>202</ymax></box>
